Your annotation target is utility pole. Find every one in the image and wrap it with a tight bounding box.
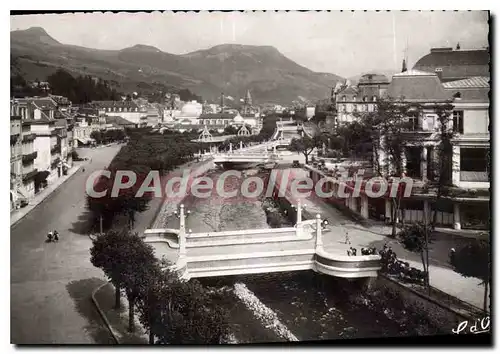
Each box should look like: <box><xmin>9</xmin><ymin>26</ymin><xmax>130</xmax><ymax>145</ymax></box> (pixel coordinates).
<box><xmin>100</xmin><ymin>214</ymin><xmax>103</xmax><ymax>235</ymax></box>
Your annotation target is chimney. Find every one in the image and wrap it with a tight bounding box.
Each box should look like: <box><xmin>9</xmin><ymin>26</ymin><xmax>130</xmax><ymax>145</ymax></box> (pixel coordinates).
<box><xmin>401</xmin><ymin>58</ymin><xmax>407</xmax><ymax>73</ymax></box>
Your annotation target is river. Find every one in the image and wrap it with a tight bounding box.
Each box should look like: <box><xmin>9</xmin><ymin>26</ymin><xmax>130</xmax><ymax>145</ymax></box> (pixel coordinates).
<box><xmin>157</xmin><ymin>166</ymin><xmax>438</xmax><ymax>343</ymax></box>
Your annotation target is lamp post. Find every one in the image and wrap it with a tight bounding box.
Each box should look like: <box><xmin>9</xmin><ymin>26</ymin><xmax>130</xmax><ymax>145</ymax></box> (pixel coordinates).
<box><xmin>292</xmin><ymin>199</ymin><xmax>306</xmax><ymax>225</ymax></box>
<box><xmin>173</xmin><ymin>204</ymin><xmax>191</xmax><ymax>259</ymax></box>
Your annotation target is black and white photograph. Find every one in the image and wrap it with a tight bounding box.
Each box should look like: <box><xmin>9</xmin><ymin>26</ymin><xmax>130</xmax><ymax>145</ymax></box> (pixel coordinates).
<box><xmin>8</xmin><ymin>9</ymin><xmax>492</xmax><ymax>346</ymax></box>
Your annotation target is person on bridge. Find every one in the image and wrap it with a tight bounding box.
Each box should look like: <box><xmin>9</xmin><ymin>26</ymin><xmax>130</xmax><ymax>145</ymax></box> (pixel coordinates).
<box><xmin>53</xmin><ymin>230</ymin><xmax>59</xmax><ymax>242</ymax></box>
<box><xmin>344</xmin><ymin>230</ymin><xmax>351</xmax><ymax>245</ymax></box>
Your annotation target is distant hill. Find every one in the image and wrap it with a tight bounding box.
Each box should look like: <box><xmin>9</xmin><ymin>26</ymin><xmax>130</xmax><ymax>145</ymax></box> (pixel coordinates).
<box><xmin>11</xmin><ymin>27</ymin><xmax>344</xmax><ymax>103</ymax></box>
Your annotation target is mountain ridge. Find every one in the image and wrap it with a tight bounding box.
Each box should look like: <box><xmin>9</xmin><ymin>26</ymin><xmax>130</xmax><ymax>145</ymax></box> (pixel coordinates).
<box><xmin>11</xmin><ymin>27</ymin><xmax>344</xmax><ymax>103</ymax></box>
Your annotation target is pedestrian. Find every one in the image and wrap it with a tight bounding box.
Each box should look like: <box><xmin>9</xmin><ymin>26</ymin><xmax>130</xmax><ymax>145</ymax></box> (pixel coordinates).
<box><xmin>345</xmin><ymin>230</ymin><xmax>351</xmax><ymax>245</ymax></box>
<box><xmin>53</xmin><ymin>230</ymin><xmax>59</xmax><ymax>242</ymax></box>
<box><xmin>47</xmin><ymin>231</ymin><xmax>53</xmax><ymax>242</ymax></box>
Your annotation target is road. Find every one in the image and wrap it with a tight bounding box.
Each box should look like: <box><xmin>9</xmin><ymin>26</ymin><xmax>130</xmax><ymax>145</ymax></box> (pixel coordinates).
<box><xmin>11</xmin><ymin>145</ymin><xmax>121</xmax><ymax>344</ymax></box>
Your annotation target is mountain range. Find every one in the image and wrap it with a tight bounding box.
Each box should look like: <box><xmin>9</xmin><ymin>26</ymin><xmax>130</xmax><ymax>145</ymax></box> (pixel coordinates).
<box><xmin>11</xmin><ymin>27</ymin><xmax>344</xmax><ymax>104</ymax></box>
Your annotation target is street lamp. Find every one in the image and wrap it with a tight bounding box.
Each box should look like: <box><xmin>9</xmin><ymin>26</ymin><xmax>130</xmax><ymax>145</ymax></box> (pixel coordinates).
<box><xmin>292</xmin><ymin>200</ymin><xmax>307</xmax><ymax>225</ymax></box>
<box><xmin>173</xmin><ymin>204</ymin><xmax>191</xmax><ymax>232</ymax></box>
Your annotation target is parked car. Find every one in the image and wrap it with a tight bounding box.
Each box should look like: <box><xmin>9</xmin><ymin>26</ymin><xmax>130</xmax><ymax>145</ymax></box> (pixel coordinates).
<box><xmin>292</xmin><ymin>160</ymin><xmax>300</xmax><ymax>168</ymax></box>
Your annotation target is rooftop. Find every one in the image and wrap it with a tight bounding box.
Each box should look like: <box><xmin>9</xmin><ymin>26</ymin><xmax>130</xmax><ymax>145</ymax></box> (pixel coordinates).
<box><xmin>199</xmin><ymin>113</ymin><xmax>238</xmax><ymax>120</ymax></box>
<box><xmin>413</xmin><ymin>48</ymin><xmax>490</xmax><ymax>81</ymax></box>
<box><xmin>386</xmin><ymin>72</ymin><xmax>450</xmax><ymax>102</ymax></box>
<box><xmin>442</xmin><ymin>76</ymin><xmax>490</xmax><ymax>89</ymax></box>
<box><xmin>358</xmin><ymin>73</ymin><xmax>390</xmax><ymax>84</ymax></box>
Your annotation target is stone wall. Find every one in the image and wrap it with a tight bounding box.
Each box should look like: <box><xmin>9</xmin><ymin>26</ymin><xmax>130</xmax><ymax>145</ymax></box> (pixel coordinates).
<box><xmin>369</xmin><ymin>274</ymin><xmax>474</xmax><ymax>331</ymax></box>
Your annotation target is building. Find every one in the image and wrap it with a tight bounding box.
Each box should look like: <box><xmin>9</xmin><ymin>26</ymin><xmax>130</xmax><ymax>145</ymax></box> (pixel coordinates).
<box><xmin>333</xmin><ymin>74</ymin><xmax>390</xmax><ymax>125</ymax></box>
<box><xmin>73</xmin><ymin>115</ymin><xmax>128</xmax><ymax>147</ymax></box>
<box><xmin>444</xmin><ymin>76</ymin><xmax>490</xmax><ymax>230</ymax></box>
<box><xmin>10</xmin><ymin>115</ymin><xmax>23</xmax><ymax>210</ymax></box>
<box><xmin>325</xmin><ymin>65</ymin><xmax>490</xmax><ymax>232</ymax></box>
<box><xmin>91</xmin><ymin>100</ymin><xmax>146</xmax><ymax>125</ymax></box>
<box><xmin>413</xmin><ymin>46</ymin><xmax>489</xmax><ymax>82</ymax></box>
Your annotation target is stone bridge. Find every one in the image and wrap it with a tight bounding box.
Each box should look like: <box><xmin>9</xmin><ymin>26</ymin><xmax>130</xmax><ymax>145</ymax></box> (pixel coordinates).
<box><xmin>143</xmin><ymin>201</ymin><xmax>381</xmax><ymax>280</ymax></box>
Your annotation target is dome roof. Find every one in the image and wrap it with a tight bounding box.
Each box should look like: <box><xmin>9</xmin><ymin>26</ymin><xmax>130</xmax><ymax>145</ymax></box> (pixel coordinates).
<box><xmin>358</xmin><ymin>73</ymin><xmax>389</xmax><ymax>84</ymax></box>
<box><xmin>180</xmin><ymin>101</ymin><xmax>202</xmax><ymax>116</ymax></box>
<box><xmin>233</xmin><ymin>115</ymin><xmax>244</xmax><ymax>123</ymax></box>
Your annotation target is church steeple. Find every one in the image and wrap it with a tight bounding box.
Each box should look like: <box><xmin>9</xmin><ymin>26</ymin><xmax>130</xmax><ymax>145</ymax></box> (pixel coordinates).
<box><xmin>244</xmin><ymin>89</ymin><xmax>252</xmax><ymax>106</ymax></box>
<box><xmin>456</xmin><ymin>42</ymin><xmax>461</xmax><ymax>50</ymax></box>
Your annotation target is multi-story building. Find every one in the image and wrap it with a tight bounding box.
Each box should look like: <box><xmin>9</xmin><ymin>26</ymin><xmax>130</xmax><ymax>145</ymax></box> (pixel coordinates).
<box><xmin>20</xmin><ymin>123</ymin><xmax>37</xmax><ymax>198</ymax></box>
<box><xmin>333</xmin><ymin>73</ymin><xmax>390</xmax><ymax>125</ymax></box>
<box><xmin>321</xmin><ymin>51</ymin><xmax>490</xmax><ymax>232</ymax></box>
<box><xmin>10</xmin><ymin>115</ymin><xmax>23</xmax><ymax>210</ymax></box>
<box><xmin>91</xmin><ymin>100</ymin><xmax>146</xmax><ymax>125</ymax></box>
<box><xmin>11</xmin><ymin>97</ymin><xmax>69</xmax><ymax>192</ymax></box>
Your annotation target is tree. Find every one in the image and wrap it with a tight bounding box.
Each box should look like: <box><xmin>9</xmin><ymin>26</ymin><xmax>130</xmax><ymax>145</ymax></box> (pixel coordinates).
<box><xmin>450</xmin><ymin>238</ymin><xmax>491</xmax><ymax>312</ymax></box>
<box><xmin>289</xmin><ymin>134</ymin><xmax>325</xmax><ymax>165</ymax></box>
<box><xmin>117</xmin><ymin>232</ymin><xmax>158</xmax><ymax>333</ymax></box>
<box><xmin>154</xmin><ymin>280</ymin><xmax>230</xmax><ymax>344</ymax></box>
<box><xmin>90</xmin><ymin>230</ymin><xmax>130</xmax><ymax>310</ymax></box>
<box><xmin>90</xmin><ymin>130</ymin><xmax>102</xmax><ymax>145</ymax></box>
<box><xmin>136</xmin><ymin>261</ymin><xmax>176</xmax><ymax>344</ymax></box>
<box><xmin>223</xmin><ymin>126</ymin><xmax>238</xmax><ymax>135</ymax></box>
<box><xmin>397</xmin><ymin>222</ymin><xmax>433</xmax><ymax>288</ymax></box>
<box><xmin>353</xmin><ymin>99</ymin><xmax>424</xmax><ymax>237</ymax></box>
<box><xmin>427</xmin><ymin>103</ymin><xmax>455</xmax><ymax>231</ymax></box>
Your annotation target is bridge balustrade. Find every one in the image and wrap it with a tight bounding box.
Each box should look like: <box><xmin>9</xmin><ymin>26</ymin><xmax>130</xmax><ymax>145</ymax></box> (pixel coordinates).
<box><xmin>143</xmin><ymin>201</ymin><xmax>381</xmax><ymax>280</ymax></box>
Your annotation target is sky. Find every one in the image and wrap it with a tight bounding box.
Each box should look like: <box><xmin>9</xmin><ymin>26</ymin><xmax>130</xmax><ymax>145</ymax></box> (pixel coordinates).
<box><xmin>10</xmin><ymin>11</ymin><xmax>489</xmax><ymax>78</ymax></box>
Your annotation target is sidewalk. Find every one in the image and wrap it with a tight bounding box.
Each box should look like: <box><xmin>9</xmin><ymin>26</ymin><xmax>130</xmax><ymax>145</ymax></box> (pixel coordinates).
<box><xmin>10</xmin><ymin>163</ymin><xmax>84</xmax><ymax>227</ymax></box>
<box><xmin>303</xmin><ymin>195</ymin><xmax>489</xmax><ymax>310</ymax></box>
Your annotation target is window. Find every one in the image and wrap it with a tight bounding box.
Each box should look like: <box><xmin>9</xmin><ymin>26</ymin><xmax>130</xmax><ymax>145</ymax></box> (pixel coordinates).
<box><xmin>352</xmin><ymin>96</ymin><xmax>357</xmax><ymax>102</ymax></box>
<box><xmin>405</xmin><ymin>116</ymin><xmax>419</xmax><ymax>130</ymax></box>
<box><xmin>460</xmin><ymin>148</ymin><xmax>488</xmax><ymax>172</ymax></box>
<box><xmin>363</xmin><ymin>96</ymin><xmax>368</xmax><ymax>102</ymax></box>
<box><xmin>342</xmin><ymin>96</ymin><xmax>346</xmax><ymax>102</ymax></box>
<box><xmin>341</xmin><ymin>104</ymin><xmax>346</xmax><ymax>112</ymax></box>
<box><xmin>453</xmin><ymin>111</ymin><xmax>464</xmax><ymax>134</ymax></box>
<box><xmin>372</xmin><ymin>96</ymin><xmax>377</xmax><ymax>102</ymax></box>
<box><xmin>453</xmin><ymin>92</ymin><xmax>462</xmax><ymax>99</ymax></box>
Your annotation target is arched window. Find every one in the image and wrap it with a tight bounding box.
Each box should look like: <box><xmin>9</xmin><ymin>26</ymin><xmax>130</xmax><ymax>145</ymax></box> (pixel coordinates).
<box><xmin>372</xmin><ymin>96</ymin><xmax>377</xmax><ymax>102</ymax></box>
<box><xmin>342</xmin><ymin>96</ymin><xmax>346</xmax><ymax>102</ymax></box>
<box><xmin>453</xmin><ymin>92</ymin><xmax>462</xmax><ymax>99</ymax></box>
<box><xmin>352</xmin><ymin>96</ymin><xmax>357</xmax><ymax>102</ymax></box>
<box><xmin>363</xmin><ymin>96</ymin><xmax>367</xmax><ymax>102</ymax></box>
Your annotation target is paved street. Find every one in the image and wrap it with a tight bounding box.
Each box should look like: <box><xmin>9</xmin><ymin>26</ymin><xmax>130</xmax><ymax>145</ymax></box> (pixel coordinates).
<box><xmin>11</xmin><ymin>145</ymin><xmax>122</xmax><ymax>344</ymax></box>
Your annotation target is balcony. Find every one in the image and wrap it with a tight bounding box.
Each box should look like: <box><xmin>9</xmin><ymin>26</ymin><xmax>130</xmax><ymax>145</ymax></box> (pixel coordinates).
<box><xmin>22</xmin><ymin>133</ymin><xmax>36</xmax><ymax>143</ymax></box>
<box><xmin>22</xmin><ymin>169</ymin><xmax>38</xmax><ymax>182</ymax></box>
<box><xmin>10</xmin><ymin>134</ymin><xmax>20</xmax><ymax>145</ymax></box>
<box><xmin>22</xmin><ymin>151</ymin><xmax>38</xmax><ymax>164</ymax></box>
